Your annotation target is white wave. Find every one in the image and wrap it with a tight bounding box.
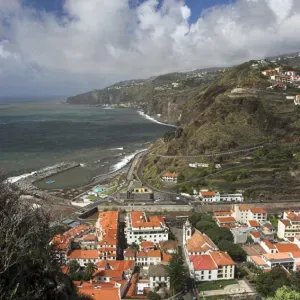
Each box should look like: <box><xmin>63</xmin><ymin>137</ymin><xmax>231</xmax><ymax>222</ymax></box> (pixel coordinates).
<box><xmin>80</xmin><ymin>163</ymin><xmax>86</xmax><ymax>167</ymax></box>
<box><xmin>110</xmin><ymin>147</ymin><xmax>124</xmax><ymax>150</ymax></box>
<box><xmin>110</xmin><ymin>149</ymin><xmax>147</xmax><ymax>172</ymax></box>
<box><xmin>137</xmin><ymin>111</ymin><xmax>176</xmax><ymax>127</ymax></box>
<box><xmin>6</xmin><ymin>163</ymin><xmax>64</xmax><ymax>184</ymax></box>
<box><xmin>102</xmin><ymin>107</ymin><xmax>113</xmax><ymax>110</ymax></box>
<box><xmin>6</xmin><ymin>171</ymin><xmax>37</xmax><ymax>183</ymax></box>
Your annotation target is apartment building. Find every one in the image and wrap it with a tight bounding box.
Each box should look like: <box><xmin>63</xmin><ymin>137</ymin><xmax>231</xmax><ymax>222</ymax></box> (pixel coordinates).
<box><xmin>136</xmin><ymin>250</ymin><xmax>162</xmax><ymax>267</ymax></box>
<box><xmin>125</xmin><ymin>212</ymin><xmax>169</xmax><ymax>245</ymax></box>
<box><xmin>231</xmin><ymin>205</ymin><xmax>267</xmax><ymax>224</ymax></box>
<box><xmin>96</xmin><ymin>211</ymin><xmax>119</xmax><ymax>260</ymax></box>
<box><xmin>278</xmin><ymin>211</ymin><xmax>300</xmax><ymax>239</ymax></box>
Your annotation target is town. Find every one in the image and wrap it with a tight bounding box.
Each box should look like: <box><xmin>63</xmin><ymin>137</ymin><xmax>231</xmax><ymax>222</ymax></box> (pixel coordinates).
<box><xmin>51</xmin><ymin>200</ymin><xmax>300</xmax><ymax>299</ymax></box>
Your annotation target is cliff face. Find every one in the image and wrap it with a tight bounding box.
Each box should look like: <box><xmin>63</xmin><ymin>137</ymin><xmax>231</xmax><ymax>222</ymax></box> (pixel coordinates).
<box><xmin>149</xmin><ymin>61</ymin><xmax>300</xmax><ymax>155</ymax></box>
<box><xmin>67</xmin><ymin>69</ymin><xmax>222</xmax><ymax>124</ymax></box>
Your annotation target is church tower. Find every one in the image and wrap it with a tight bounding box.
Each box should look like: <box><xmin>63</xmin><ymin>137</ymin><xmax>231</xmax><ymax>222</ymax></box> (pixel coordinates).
<box><xmin>183</xmin><ymin>219</ymin><xmax>192</xmax><ymax>243</ymax></box>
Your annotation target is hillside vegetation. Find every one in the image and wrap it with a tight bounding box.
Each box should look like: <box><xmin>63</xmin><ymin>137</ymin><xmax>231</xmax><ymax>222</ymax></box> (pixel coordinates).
<box><xmin>142</xmin><ymin>61</ymin><xmax>300</xmax><ymax>199</ymax></box>
<box><xmin>67</xmin><ymin>68</ymin><xmax>223</xmax><ymax>124</ymax></box>
<box><xmin>149</xmin><ymin>62</ymin><xmax>299</xmax><ymax>156</ymax></box>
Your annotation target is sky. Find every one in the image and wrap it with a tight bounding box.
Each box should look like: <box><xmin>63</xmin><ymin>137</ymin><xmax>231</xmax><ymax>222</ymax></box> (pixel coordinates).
<box><xmin>0</xmin><ymin>0</ymin><xmax>299</xmax><ymax>98</ymax></box>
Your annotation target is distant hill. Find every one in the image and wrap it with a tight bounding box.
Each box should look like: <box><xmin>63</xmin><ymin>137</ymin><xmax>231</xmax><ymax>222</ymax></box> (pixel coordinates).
<box><xmin>66</xmin><ymin>67</ymin><xmax>227</xmax><ymax>124</ymax></box>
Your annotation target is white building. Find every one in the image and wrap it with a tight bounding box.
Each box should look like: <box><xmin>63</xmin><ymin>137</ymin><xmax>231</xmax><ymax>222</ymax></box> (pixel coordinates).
<box><xmin>187</xmin><ymin>252</ymin><xmax>235</xmax><ymax>282</ymax></box>
<box><xmin>278</xmin><ymin>210</ymin><xmax>300</xmax><ymax>239</ymax></box>
<box><xmin>220</xmin><ymin>193</ymin><xmax>244</xmax><ymax>202</ymax></box>
<box><xmin>66</xmin><ymin>249</ymin><xmax>100</xmax><ymax>267</ymax></box>
<box><xmin>199</xmin><ymin>191</ymin><xmax>243</xmax><ymax>203</ymax></box>
<box><xmin>149</xmin><ymin>264</ymin><xmax>170</xmax><ymax>290</ymax></box>
<box><xmin>161</xmin><ymin>173</ymin><xmax>178</xmax><ymax>183</ymax></box>
<box><xmin>125</xmin><ymin>212</ymin><xmax>169</xmax><ymax>245</ymax></box>
<box><xmin>231</xmin><ymin>205</ymin><xmax>267</xmax><ymax>224</ymax></box>
<box><xmin>285</xmin><ymin>71</ymin><xmax>296</xmax><ymax>76</ymax></box>
<box><xmin>247</xmin><ymin>253</ymin><xmax>295</xmax><ymax>272</ymax></box>
<box><xmin>182</xmin><ymin>220</ymin><xmax>235</xmax><ymax>281</ymax></box>
<box><xmin>199</xmin><ymin>191</ymin><xmax>219</xmax><ymax>202</ymax></box>
<box><xmin>189</xmin><ymin>162</ymin><xmax>209</xmax><ymax>168</ymax></box>
<box><xmin>136</xmin><ymin>250</ymin><xmax>162</xmax><ymax>268</ymax></box>
<box><xmin>294</xmin><ymin>95</ymin><xmax>300</xmax><ymax>105</ymax></box>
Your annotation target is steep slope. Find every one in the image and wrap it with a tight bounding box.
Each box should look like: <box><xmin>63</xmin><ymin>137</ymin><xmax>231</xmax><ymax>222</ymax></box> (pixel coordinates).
<box><xmin>149</xmin><ymin>61</ymin><xmax>300</xmax><ymax>156</ymax></box>
<box><xmin>67</xmin><ymin>69</ymin><xmax>223</xmax><ymax>124</ymax></box>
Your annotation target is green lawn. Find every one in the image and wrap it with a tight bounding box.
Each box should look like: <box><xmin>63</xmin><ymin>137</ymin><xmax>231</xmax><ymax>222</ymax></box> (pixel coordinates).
<box><xmin>197</xmin><ymin>279</ymin><xmax>238</xmax><ymax>291</ymax></box>
<box><xmin>87</xmin><ymin>195</ymin><xmax>99</xmax><ymax>200</ymax></box>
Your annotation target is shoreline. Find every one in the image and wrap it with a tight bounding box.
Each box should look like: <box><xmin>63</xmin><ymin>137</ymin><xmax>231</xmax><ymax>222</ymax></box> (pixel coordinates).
<box><xmin>137</xmin><ymin>110</ymin><xmax>177</xmax><ymax>128</ymax></box>
<box><xmin>5</xmin><ymin>107</ymin><xmax>172</xmax><ymax>190</ymax></box>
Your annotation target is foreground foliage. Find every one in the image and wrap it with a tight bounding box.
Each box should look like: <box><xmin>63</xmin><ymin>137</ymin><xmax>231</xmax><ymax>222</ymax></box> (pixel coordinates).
<box><xmin>267</xmin><ymin>286</ymin><xmax>300</xmax><ymax>300</ymax></box>
<box><xmin>0</xmin><ymin>182</ymin><xmax>88</xmax><ymax>299</ymax></box>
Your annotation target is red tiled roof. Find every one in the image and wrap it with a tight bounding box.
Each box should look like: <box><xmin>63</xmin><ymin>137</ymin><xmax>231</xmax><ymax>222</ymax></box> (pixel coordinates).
<box><xmin>216</xmin><ymin>217</ymin><xmax>236</xmax><ymax>223</ymax></box>
<box><xmin>130</xmin><ymin>212</ymin><xmax>165</xmax><ymax>229</ymax></box>
<box><xmin>275</xmin><ymin>243</ymin><xmax>300</xmax><ymax>253</ymax></box>
<box><xmin>280</xmin><ymin>219</ymin><xmax>291</xmax><ymax>226</ymax></box>
<box><xmin>251</xmin><ymin>208</ymin><xmax>267</xmax><ymax>214</ymax></box>
<box><xmin>67</xmin><ymin>249</ymin><xmax>99</xmax><ymax>259</ymax></box>
<box><xmin>93</xmin><ymin>269</ymin><xmax>124</xmax><ymax>278</ymax></box>
<box><xmin>123</xmin><ymin>248</ymin><xmax>136</xmax><ymax>257</ymax></box>
<box><xmin>290</xmin><ymin>251</ymin><xmax>300</xmax><ymax>258</ymax></box>
<box><xmin>163</xmin><ymin>173</ymin><xmax>178</xmax><ymax>178</ymax></box>
<box><xmin>249</xmin><ymin>220</ymin><xmax>260</xmax><ymax>227</ymax></box>
<box><xmin>263</xmin><ymin>240</ymin><xmax>276</xmax><ymax>250</ymax></box>
<box><xmin>162</xmin><ymin>252</ymin><xmax>172</xmax><ymax>263</ymax></box>
<box><xmin>136</xmin><ymin>250</ymin><xmax>161</xmax><ymax>258</ymax></box>
<box><xmin>263</xmin><ymin>253</ymin><xmax>292</xmax><ymax>260</ymax></box>
<box><xmin>251</xmin><ymin>231</ymin><xmax>261</xmax><ymax>238</ymax></box>
<box><xmin>186</xmin><ymin>230</ymin><xmax>217</xmax><ymax>253</ymax></box>
<box><xmin>96</xmin><ymin>260</ymin><xmax>135</xmax><ymax>271</ymax></box>
<box><xmin>75</xmin><ymin>281</ymin><xmax>120</xmax><ymax>300</ymax></box>
<box><xmin>189</xmin><ymin>255</ymin><xmax>217</xmax><ymax>271</ymax></box>
<box><xmin>239</xmin><ymin>205</ymin><xmax>250</xmax><ymax>211</ymax></box>
<box><xmin>141</xmin><ymin>241</ymin><xmax>155</xmax><ymax>249</ymax></box>
<box><xmin>201</xmin><ymin>191</ymin><xmax>216</xmax><ymax>197</ymax></box>
<box><xmin>210</xmin><ymin>251</ymin><xmax>235</xmax><ymax>266</ymax></box>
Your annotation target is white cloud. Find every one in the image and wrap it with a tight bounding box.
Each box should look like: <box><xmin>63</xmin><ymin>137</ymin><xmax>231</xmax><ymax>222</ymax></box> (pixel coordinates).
<box><xmin>0</xmin><ymin>0</ymin><xmax>299</xmax><ymax>97</ymax></box>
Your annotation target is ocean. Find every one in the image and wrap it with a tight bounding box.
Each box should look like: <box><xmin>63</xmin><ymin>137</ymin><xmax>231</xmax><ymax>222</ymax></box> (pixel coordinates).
<box><xmin>0</xmin><ymin>101</ymin><xmax>171</xmax><ymax>188</ymax></box>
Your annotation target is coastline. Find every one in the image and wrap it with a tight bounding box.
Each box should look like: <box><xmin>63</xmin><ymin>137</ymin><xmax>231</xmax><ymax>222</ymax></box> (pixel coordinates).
<box><xmin>137</xmin><ymin>110</ymin><xmax>177</xmax><ymax>128</ymax></box>
<box><xmin>6</xmin><ymin>107</ymin><xmax>173</xmax><ymax>190</ymax></box>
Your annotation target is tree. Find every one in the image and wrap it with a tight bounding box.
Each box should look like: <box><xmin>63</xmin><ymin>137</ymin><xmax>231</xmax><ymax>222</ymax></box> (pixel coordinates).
<box><xmin>0</xmin><ymin>182</ymin><xmax>88</xmax><ymax>300</ymax></box>
<box><xmin>256</xmin><ymin>267</ymin><xmax>290</xmax><ymax>297</ymax></box>
<box><xmin>177</xmin><ymin>173</ymin><xmax>185</xmax><ymax>183</ymax></box>
<box><xmin>195</xmin><ymin>220</ymin><xmax>216</xmax><ymax>232</ymax></box>
<box><xmin>84</xmin><ymin>263</ymin><xmax>97</xmax><ymax>280</ymax></box>
<box><xmin>166</xmin><ymin>251</ymin><xmax>188</xmax><ymax>295</ymax></box>
<box><xmin>147</xmin><ymin>291</ymin><xmax>162</xmax><ymax>300</ymax></box>
<box><xmin>205</xmin><ymin>227</ymin><xmax>234</xmax><ymax>244</ymax></box>
<box><xmin>267</xmin><ymin>286</ymin><xmax>300</xmax><ymax>300</ymax></box>
<box><xmin>218</xmin><ymin>240</ymin><xmax>246</xmax><ymax>262</ymax></box>
<box><xmin>188</xmin><ymin>214</ymin><xmax>201</xmax><ymax>226</ymax></box>
<box><xmin>68</xmin><ymin>260</ymin><xmax>80</xmax><ymax>274</ymax></box>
